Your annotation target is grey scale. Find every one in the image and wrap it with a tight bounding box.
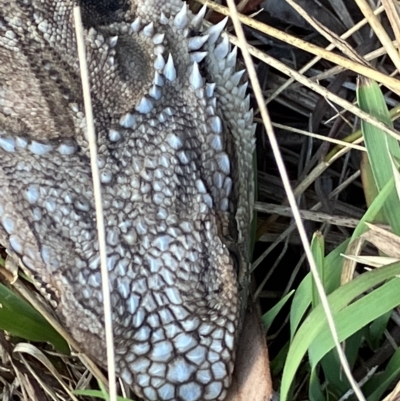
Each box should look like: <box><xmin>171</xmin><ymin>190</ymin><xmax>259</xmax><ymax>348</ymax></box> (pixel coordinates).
<box><xmin>0</xmin><ymin>1</ymin><xmax>256</xmax><ymax>400</ymax></box>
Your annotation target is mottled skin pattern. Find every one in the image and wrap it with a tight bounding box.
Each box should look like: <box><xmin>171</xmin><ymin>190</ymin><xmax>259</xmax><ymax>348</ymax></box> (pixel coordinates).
<box><xmin>0</xmin><ymin>1</ymin><xmax>255</xmax><ymax>400</ymax></box>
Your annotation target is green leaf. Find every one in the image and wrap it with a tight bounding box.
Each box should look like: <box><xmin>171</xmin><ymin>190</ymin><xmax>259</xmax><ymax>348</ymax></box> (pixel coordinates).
<box><xmin>75</xmin><ymin>381</ymin><xmax>136</xmax><ymax>401</ymax></box>
<box><xmin>290</xmin><ymin>240</ymin><xmax>349</xmax><ymax>339</ymax></box>
<box><xmin>262</xmin><ymin>290</ymin><xmax>294</xmax><ymax>328</ymax></box>
<box><xmin>311</xmin><ymin>231</ymin><xmax>325</xmax><ymax>309</ymax></box>
<box><xmin>357</xmin><ymin>78</ymin><xmax>400</xmax><ymax>234</ymax></box>
<box><xmin>73</xmin><ymin>389</ymin><xmax>134</xmax><ymax>401</ymax></box>
<box><xmin>364</xmin><ymin>346</ymin><xmax>400</xmax><ymax>400</ymax></box>
<box><xmin>0</xmin><ymin>283</ymin><xmax>68</xmax><ymax>354</ymax></box>
<box><xmin>319</xmin><ymin>331</ymin><xmax>363</xmax><ymax>398</ymax></box>
<box><xmin>308</xmin><ymin>278</ymin><xmax>400</xmax><ymax>366</ymax></box>
<box><xmin>367</xmin><ymin>310</ymin><xmax>391</xmax><ymax>349</ymax></box>
<box><xmin>309</xmin><ymin>367</ymin><xmax>325</xmax><ymax>401</ymax></box>
<box><xmin>280</xmin><ymin>261</ymin><xmax>400</xmax><ymax>401</ymax></box>
<box><xmin>271</xmin><ymin>341</ymin><xmax>290</xmax><ymax>376</ymax></box>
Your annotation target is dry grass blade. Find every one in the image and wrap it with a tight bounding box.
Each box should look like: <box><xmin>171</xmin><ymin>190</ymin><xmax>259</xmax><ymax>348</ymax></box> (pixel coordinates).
<box><xmin>271</xmin><ymin>122</ymin><xmax>367</xmax><ymax>152</ymax></box>
<box><xmin>252</xmin><ymin>170</ymin><xmax>361</xmax><ymax>271</ymax></box>
<box><xmin>382</xmin><ymin>0</ymin><xmax>400</xmax><ymax>49</ymax></box>
<box><xmin>361</xmin><ymin>223</ymin><xmax>400</xmax><ymax>259</ymax></box>
<box><xmin>197</xmin><ymin>0</ymin><xmax>400</xmax><ymax>90</ymax></box>
<box><xmin>383</xmin><ymin>379</ymin><xmax>400</xmax><ymax>401</ymax></box>
<box><xmin>254</xmin><ymin>202</ymin><xmax>361</xmax><ymax>228</ymax></box>
<box><xmin>285</xmin><ymin>0</ymin><xmax>370</xmax><ymax>66</ymax></box>
<box><xmin>354</xmin><ymin>0</ymin><xmax>400</xmax><ymax>73</ymax></box>
<box><xmin>224</xmin><ymin>0</ymin><xmax>364</xmax><ymax>400</ymax></box>
<box><xmin>13</xmin><ymin>343</ymin><xmax>79</xmax><ymax>401</ymax></box>
<box><xmin>341</xmin><ymin>238</ymin><xmax>365</xmax><ymax>285</ymax></box>
<box><xmin>341</xmin><ymin>255</ymin><xmax>400</xmax><ymax>268</ymax></box>
<box><xmin>73</xmin><ymin>6</ymin><xmax>117</xmax><ymax>400</ymax></box>
<box><xmin>267</xmin><ymin>4</ymin><xmax>384</xmax><ymax>103</ymax></box>
<box><xmin>227</xmin><ymin>34</ymin><xmax>400</xmax><ymax>142</ymax></box>
<box><xmin>6</xmin><ymin>275</ymin><xmax>108</xmax><ymax>385</ymax></box>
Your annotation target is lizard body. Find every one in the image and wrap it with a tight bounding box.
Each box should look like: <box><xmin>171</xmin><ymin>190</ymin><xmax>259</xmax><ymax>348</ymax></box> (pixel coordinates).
<box><xmin>0</xmin><ymin>1</ymin><xmax>255</xmax><ymax>400</ymax></box>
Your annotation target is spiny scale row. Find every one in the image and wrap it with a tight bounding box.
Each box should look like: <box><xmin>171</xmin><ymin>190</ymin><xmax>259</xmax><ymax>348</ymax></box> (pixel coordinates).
<box><xmin>88</xmin><ymin>5</ymin><xmax>230</xmax><ymax>119</ymax></box>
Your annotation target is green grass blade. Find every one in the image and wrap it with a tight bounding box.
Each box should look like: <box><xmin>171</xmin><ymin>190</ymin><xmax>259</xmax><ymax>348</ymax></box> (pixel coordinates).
<box><xmin>309</xmin><ymin>367</ymin><xmax>325</xmax><ymax>401</ymax></box>
<box><xmin>280</xmin><ymin>261</ymin><xmax>400</xmax><ymax>401</ymax></box>
<box><xmin>73</xmin><ymin>390</ymin><xmax>134</xmax><ymax>401</ymax></box>
<box><xmin>270</xmin><ymin>341</ymin><xmax>290</xmax><ymax>376</ymax></box>
<box><xmin>0</xmin><ymin>283</ymin><xmax>68</xmax><ymax>354</ymax></box>
<box><xmin>308</xmin><ymin>277</ymin><xmax>400</xmax><ymax>366</ymax></box>
<box><xmin>364</xmin><ymin>346</ymin><xmax>400</xmax><ymax>401</ymax></box>
<box><xmin>351</xmin><ymin>176</ymin><xmax>394</xmax><ymax>241</ymax></box>
<box><xmin>290</xmin><ymin>240</ymin><xmax>349</xmax><ymax>339</ymax></box>
<box><xmin>366</xmin><ymin>310</ymin><xmax>391</xmax><ymax>349</ymax></box>
<box><xmin>311</xmin><ymin>231</ymin><xmax>325</xmax><ymax>309</ymax></box>
<box><xmin>319</xmin><ymin>331</ymin><xmax>363</xmax><ymax>398</ymax></box>
<box><xmin>262</xmin><ymin>290</ymin><xmax>294</xmax><ymax>328</ymax></box>
<box><xmin>357</xmin><ymin>78</ymin><xmax>400</xmax><ymax>234</ymax></box>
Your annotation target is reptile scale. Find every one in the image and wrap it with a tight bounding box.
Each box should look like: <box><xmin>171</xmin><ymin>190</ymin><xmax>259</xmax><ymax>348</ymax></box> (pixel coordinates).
<box><xmin>0</xmin><ymin>0</ymin><xmax>256</xmax><ymax>400</ymax></box>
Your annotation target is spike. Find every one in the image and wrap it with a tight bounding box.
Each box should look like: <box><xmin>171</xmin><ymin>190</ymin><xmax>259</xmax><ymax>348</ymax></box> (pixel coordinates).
<box><xmin>154</xmin><ymin>45</ymin><xmax>165</xmax><ymax>55</ymax></box>
<box><xmin>191</xmin><ymin>4</ymin><xmax>207</xmax><ymax>29</ymax></box>
<box><xmin>119</xmin><ymin>113</ymin><xmax>136</xmax><ymax>128</ymax></box>
<box><xmin>166</xmin><ymin>133</ymin><xmax>184</xmax><ymax>150</ymax></box>
<box><xmin>130</xmin><ymin>17</ymin><xmax>141</xmax><ymax>32</ymax></box>
<box><xmin>223</xmin><ymin>67</ymin><xmax>233</xmax><ymax>80</ymax></box>
<box><xmin>143</xmin><ymin>22</ymin><xmax>154</xmax><ymax>37</ymax></box>
<box><xmin>158</xmin><ymin>112</ymin><xmax>167</xmax><ymax>123</ymax></box>
<box><xmin>231</xmin><ymin>70</ymin><xmax>245</xmax><ymax>86</ymax></box>
<box><xmin>154</xmin><ymin>54</ymin><xmax>165</xmax><ymax>70</ymax></box>
<box><xmin>107</xmin><ymin>56</ymin><xmax>115</xmax><ymax>67</ymax></box>
<box><xmin>153</xmin><ymin>71</ymin><xmax>164</xmax><ymax>87</ymax></box>
<box><xmin>242</xmin><ymin>94</ymin><xmax>250</xmax><ymax>111</ymax></box>
<box><xmin>238</xmin><ymin>82</ymin><xmax>248</xmax><ymax>98</ymax></box>
<box><xmin>206</xmin><ymin>17</ymin><xmax>228</xmax><ymax>45</ymax></box>
<box><xmin>88</xmin><ymin>27</ymin><xmax>97</xmax><ymax>39</ymax></box>
<box><xmin>0</xmin><ymin>137</ymin><xmax>15</xmax><ymax>152</ymax></box>
<box><xmin>160</xmin><ymin>12</ymin><xmax>169</xmax><ymax>25</ymax></box>
<box><xmin>182</xmin><ymin>28</ymin><xmax>190</xmax><ymax>38</ymax></box>
<box><xmin>227</xmin><ymin>46</ymin><xmax>238</xmax><ymax>67</ymax></box>
<box><xmin>215</xmin><ymin>35</ymin><xmax>230</xmax><ymax>60</ymax></box>
<box><xmin>196</xmin><ymin>88</ymin><xmax>206</xmax><ymax>100</ymax></box>
<box><xmin>94</xmin><ymin>34</ymin><xmax>105</xmax><ymax>47</ymax></box>
<box><xmin>163</xmin><ymin>107</ymin><xmax>173</xmax><ymax>116</ymax></box>
<box><xmin>174</xmin><ymin>3</ymin><xmax>188</xmax><ymax>29</ymax></box>
<box><xmin>205</xmin><ymin>83</ymin><xmax>215</xmax><ymax>98</ymax></box>
<box><xmin>163</xmin><ymin>54</ymin><xmax>176</xmax><ymax>81</ymax></box>
<box><xmin>244</xmin><ymin>110</ymin><xmax>253</xmax><ymax>122</ymax></box>
<box><xmin>209</xmin><ymin>116</ymin><xmax>222</xmax><ymax>134</ymax></box>
<box><xmin>135</xmin><ymin>97</ymin><xmax>153</xmax><ymax>114</ymax></box>
<box><xmin>188</xmin><ymin>35</ymin><xmax>209</xmax><ymax>51</ymax></box>
<box><xmin>149</xmin><ymin>85</ymin><xmax>162</xmax><ymax>100</ymax></box>
<box><xmin>109</xmin><ymin>129</ymin><xmax>122</xmax><ymax>142</ymax></box>
<box><xmin>152</xmin><ymin>33</ymin><xmax>165</xmax><ymax>45</ymax></box>
<box><xmin>189</xmin><ymin>62</ymin><xmax>203</xmax><ymax>90</ymax></box>
<box><xmin>108</xmin><ymin>35</ymin><xmax>118</xmax><ymax>48</ymax></box>
<box><xmin>190</xmin><ymin>51</ymin><xmax>207</xmax><ymax>63</ymax></box>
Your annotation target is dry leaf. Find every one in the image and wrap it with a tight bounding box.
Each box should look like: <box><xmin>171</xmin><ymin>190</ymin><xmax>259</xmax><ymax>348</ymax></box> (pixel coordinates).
<box><xmin>361</xmin><ymin>223</ymin><xmax>400</xmax><ymax>258</ymax></box>
<box><xmin>341</xmin><ymin>237</ymin><xmax>365</xmax><ymax>284</ymax></box>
